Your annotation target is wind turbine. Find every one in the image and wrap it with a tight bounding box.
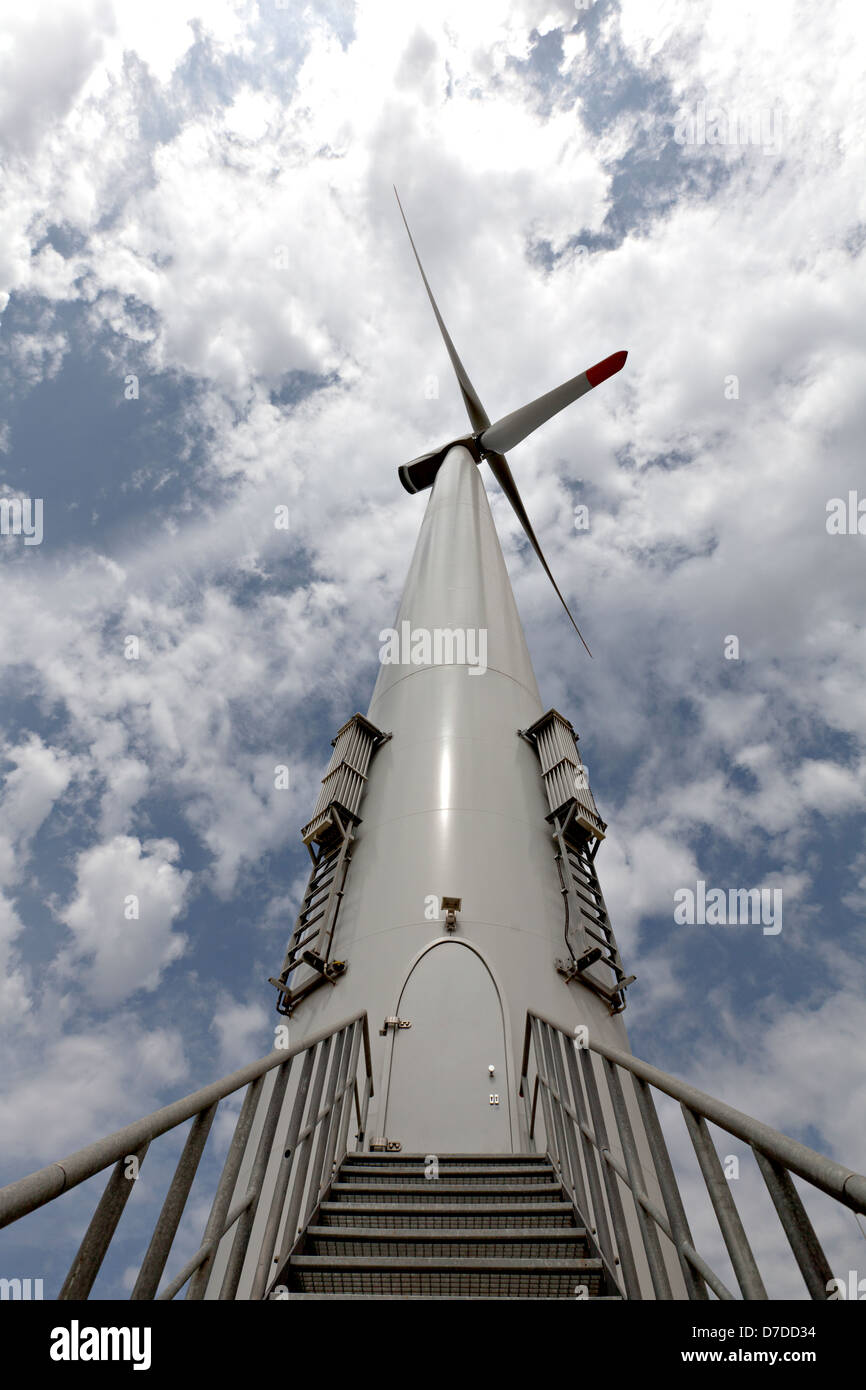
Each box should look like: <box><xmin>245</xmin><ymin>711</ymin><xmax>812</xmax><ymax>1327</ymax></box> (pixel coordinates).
<box><xmin>5</xmin><ymin>190</ymin><xmax>866</xmax><ymax>1312</ymax></box>
<box><xmin>394</xmin><ymin>187</ymin><xmax>627</xmax><ymax>656</ymax></box>
<box><xmin>233</xmin><ymin>191</ymin><xmax>643</xmax><ymax>1286</ymax></box>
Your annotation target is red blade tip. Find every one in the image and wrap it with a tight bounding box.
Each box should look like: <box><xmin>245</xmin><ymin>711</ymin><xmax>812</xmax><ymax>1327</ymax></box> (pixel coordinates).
<box><xmin>586</xmin><ymin>349</ymin><xmax>628</xmax><ymax>387</ymax></box>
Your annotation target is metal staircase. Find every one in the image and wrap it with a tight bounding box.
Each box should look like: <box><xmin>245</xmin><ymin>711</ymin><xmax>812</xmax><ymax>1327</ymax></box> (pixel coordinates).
<box><xmin>2</xmin><ymin>1009</ymin><xmax>866</xmax><ymax>1300</ymax></box>
<box><xmin>272</xmin><ymin>1152</ymin><xmax>622</xmax><ymax>1298</ymax></box>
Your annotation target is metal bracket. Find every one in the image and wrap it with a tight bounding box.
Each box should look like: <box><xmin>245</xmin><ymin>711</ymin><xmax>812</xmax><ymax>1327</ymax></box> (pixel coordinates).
<box><xmin>556</xmin><ymin>957</ymin><xmax>636</xmax><ymax>1015</ymax></box>
<box><xmin>300</xmin><ymin>952</ymin><xmax>347</xmax><ymax>983</ymax></box>
<box><xmin>369</xmin><ymin>1137</ymin><xmax>403</xmax><ymax>1152</ymax></box>
<box><xmin>380</xmin><ymin>1016</ymin><xmax>412</xmax><ymax>1036</ymax></box>
<box><xmin>441</xmin><ymin>895</ymin><xmax>461</xmax><ymax>932</ymax></box>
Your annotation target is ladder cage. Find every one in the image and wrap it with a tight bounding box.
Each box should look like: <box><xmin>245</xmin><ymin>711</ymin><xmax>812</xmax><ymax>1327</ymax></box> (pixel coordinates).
<box><xmin>522</xmin><ymin>710</ymin><xmax>633</xmax><ymax>1014</ymax></box>
<box><xmin>271</xmin><ymin>713</ymin><xmax>388</xmax><ymax>1015</ymax></box>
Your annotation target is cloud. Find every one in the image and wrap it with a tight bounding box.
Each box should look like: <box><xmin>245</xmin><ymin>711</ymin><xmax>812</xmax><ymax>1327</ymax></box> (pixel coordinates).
<box><xmin>0</xmin><ymin>1019</ymin><xmax>188</xmax><ymax>1162</ymax></box>
<box><xmin>0</xmin><ymin>733</ymin><xmax>77</xmax><ymax>879</ymax></box>
<box><xmin>58</xmin><ymin>834</ymin><xmax>191</xmax><ymax>1005</ymax></box>
<box><xmin>0</xmin><ymin>891</ymin><xmax>31</xmax><ymax>1027</ymax></box>
<box><xmin>0</xmin><ymin>1</ymin><xmax>114</xmax><ymax>156</ymax></box>
<box><xmin>211</xmin><ymin>994</ymin><xmax>271</xmax><ymax>1070</ymax></box>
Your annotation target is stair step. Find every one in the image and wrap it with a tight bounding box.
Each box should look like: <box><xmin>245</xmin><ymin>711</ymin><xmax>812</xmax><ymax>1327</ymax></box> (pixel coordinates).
<box><xmin>348</xmin><ymin>1153</ymin><xmax>550</xmax><ymax>1165</ymax></box>
<box><xmin>272</xmin><ymin>1292</ymin><xmax>621</xmax><ymax>1300</ymax></box>
<box><xmin>303</xmin><ymin>1227</ymin><xmax>590</xmax><ymax>1258</ymax></box>
<box><xmin>338</xmin><ymin>1165</ymin><xmax>552</xmax><ymax>1185</ymax></box>
<box><xmin>318</xmin><ymin>1202</ymin><xmax>577</xmax><ymax>1229</ymax></box>
<box><xmin>287</xmin><ymin>1255</ymin><xmax>607</xmax><ymax>1298</ymax></box>
<box><xmin>330</xmin><ymin>1183</ymin><xmax>565</xmax><ymax>1204</ymax></box>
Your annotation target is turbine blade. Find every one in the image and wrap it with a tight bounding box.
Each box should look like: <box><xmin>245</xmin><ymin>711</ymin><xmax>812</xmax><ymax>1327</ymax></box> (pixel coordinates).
<box><xmin>394</xmin><ymin>186</ymin><xmax>490</xmax><ymax>434</ymax></box>
<box><xmin>479</xmin><ymin>350</ymin><xmax>627</xmax><ymax>456</ymax></box>
<box><xmin>485</xmin><ymin>449</ymin><xmax>592</xmax><ymax>657</ymax></box>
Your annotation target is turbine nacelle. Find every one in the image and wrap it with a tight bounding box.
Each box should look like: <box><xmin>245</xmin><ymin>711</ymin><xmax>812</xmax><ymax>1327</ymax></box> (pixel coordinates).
<box><xmin>398</xmin><ymin>435</ymin><xmax>479</xmax><ymax>495</ymax></box>
<box><xmin>395</xmin><ymin>187</ymin><xmax>628</xmax><ymax>656</ymax></box>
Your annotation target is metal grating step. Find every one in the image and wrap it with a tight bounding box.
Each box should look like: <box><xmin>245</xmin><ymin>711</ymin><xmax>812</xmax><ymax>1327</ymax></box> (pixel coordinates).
<box><xmin>286</xmin><ymin>1255</ymin><xmax>608</xmax><ymax>1298</ymax></box>
<box><xmin>274</xmin><ymin>1293</ymin><xmax>621</xmax><ymax>1300</ymax></box>
<box><xmin>302</xmin><ymin>1227</ymin><xmax>591</xmax><ymax>1259</ymax></box>
<box><xmin>338</xmin><ymin>1165</ymin><xmax>552</xmax><ymax>1185</ymax></box>
<box><xmin>329</xmin><ymin>1182</ymin><xmax>566</xmax><ymax>1204</ymax></box>
<box><xmin>348</xmin><ymin>1153</ymin><xmax>551</xmax><ymax>1165</ymax></box>
<box><xmin>318</xmin><ymin>1202</ymin><xmax>578</xmax><ymax>1230</ymax></box>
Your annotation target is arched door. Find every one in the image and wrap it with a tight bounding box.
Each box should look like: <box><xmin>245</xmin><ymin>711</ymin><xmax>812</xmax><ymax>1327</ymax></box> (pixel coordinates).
<box><xmin>383</xmin><ymin>942</ymin><xmax>511</xmax><ymax>1153</ymax></box>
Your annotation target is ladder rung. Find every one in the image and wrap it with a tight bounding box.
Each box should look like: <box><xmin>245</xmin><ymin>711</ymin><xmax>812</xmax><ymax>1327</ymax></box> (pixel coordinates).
<box><xmin>298</xmin><ymin>908</ymin><xmax>326</xmax><ymax>931</ymax></box>
<box><xmin>304</xmin><ymin>873</ymin><xmax>337</xmax><ymax>904</ymax></box>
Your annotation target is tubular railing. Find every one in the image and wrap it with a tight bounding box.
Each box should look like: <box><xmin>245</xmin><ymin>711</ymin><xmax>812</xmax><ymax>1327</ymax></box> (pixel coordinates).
<box><xmin>520</xmin><ymin>1010</ymin><xmax>866</xmax><ymax>1301</ymax></box>
<box><xmin>0</xmin><ymin>1012</ymin><xmax>373</xmax><ymax>1300</ymax></box>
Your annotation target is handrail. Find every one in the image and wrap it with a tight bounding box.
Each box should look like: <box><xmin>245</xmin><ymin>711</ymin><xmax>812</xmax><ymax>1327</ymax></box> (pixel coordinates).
<box><xmin>521</xmin><ymin>1010</ymin><xmax>866</xmax><ymax>1211</ymax></box>
<box><xmin>0</xmin><ymin>1012</ymin><xmax>374</xmax><ymax>1299</ymax></box>
<box><xmin>520</xmin><ymin>1009</ymin><xmax>866</xmax><ymax>1300</ymax></box>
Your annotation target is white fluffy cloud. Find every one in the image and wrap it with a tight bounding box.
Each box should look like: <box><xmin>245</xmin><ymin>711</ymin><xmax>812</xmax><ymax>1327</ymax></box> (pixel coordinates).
<box><xmin>211</xmin><ymin>994</ymin><xmax>271</xmax><ymax>1070</ymax></box>
<box><xmin>58</xmin><ymin>834</ymin><xmax>191</xmax><ymax>1005</ymax></box>
<box><xmin>0</xmin><ymin>1018</ymin><xmax>188</xmax><ymax>1160</ymax></box>
<box><xmin>0</xmin><ymin>734</ymin><xmax>77</xmax><ymax>875</ymax></box>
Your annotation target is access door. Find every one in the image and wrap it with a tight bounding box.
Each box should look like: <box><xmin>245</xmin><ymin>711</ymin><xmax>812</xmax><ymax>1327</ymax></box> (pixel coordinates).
<box><xmin>382</xmin><ymin>942</ymin><xmax>511</xmax><ymax>1153</ymax></box>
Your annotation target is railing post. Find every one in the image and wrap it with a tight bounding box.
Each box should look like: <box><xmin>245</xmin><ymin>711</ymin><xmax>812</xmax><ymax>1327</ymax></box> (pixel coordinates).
<box><xmin>518</xmin><ymin>1015</ymin><xmax>537</xmax><ymax>1151</ymax></box>
<box><xmin>250</xmin><ymin>1045</ymin><xmax>316</xmax><ymax>1300</ymax></box>
<box><xmin>681</xmin><ymin>1105</ymin><xmax>768</xmax><ymax>1300</ymax></box>
<box><xmin>309</xmin><ymin>1026</ymin><xmax>353</xmax><ymax>1217</ymax></box>
<box><xmin>579</xmin><ymin>1048</ymin><xmax>642</xmax><ymax>1299</ymax></box>
<box><xmin>562</xmin><ymin>1033</ymin><xmax>618</xmax><ymax>1282</ymax></box>
<box><xmin>547</xmin><ymin>1026</ymin><xmax>590</xmax><ymax>1221</ymax></box>
<box><xmin>59</xmin><ymin>1141</ymin><xmax>150</xmax><ymax>1299</ymax></box>
<box><xmin>603</xmin><ymin>1059</ymin><xmax>672</xmax><ymax>1299</ymax></box>
<box><xmin>530</xmin><ymin>1016</ymin><xmax>559</xmax><ymax>1169</ymax></box>
<box><xmin>538</xmin><ymin>1020</ymin><xmax>574</xmax><ymax>1194</ymax></box>
<box><xmin>186</xmin><ymin>1076</ymin><xmax>264</xmax><ymax>1299</ymax></box>
<box><xmin>131</xmin><ymin>1105</ymin><xmax>218</xmax><ymax>1300</ymax></box>
<box><xmin>271</xmin><ymin>1034</ymin><xmax>333</xmax><ymax>1278</ymax></box>
<box><xmin>630</xmin><ymin>1076</ymin><xmax>707</xmax><ymax>1301</ymax></box>
<box><xmin>334</xmin><ymin>1019</ymin><xmax>364</xmax><ymax>1166</ymax></box>
<box><xmin>355</xmin><ymin>1074</ymin><xmax>372</xmax><ymax>1152</ymax></box>
<box><xmin>752</xmin><ymin>1148</ymin><xmax>834</xmax><ymax>1300</ymax></box>
<box><xmin>218</xmin><ymin>1058</ymin><xmax>295</xmax><ymax>1300</ymax></box>
<box><xmin>521</xmin><ymin>1081</ymin><xmax>537</xmax><ymax>1153</ymax></box>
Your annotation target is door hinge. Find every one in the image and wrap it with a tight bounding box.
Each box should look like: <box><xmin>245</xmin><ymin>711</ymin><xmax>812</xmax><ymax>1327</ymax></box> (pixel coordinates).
<box><xmin>380</xmin><ymin>1016</ymin><xmax>412</xmax><ymax>1035</ymax></box>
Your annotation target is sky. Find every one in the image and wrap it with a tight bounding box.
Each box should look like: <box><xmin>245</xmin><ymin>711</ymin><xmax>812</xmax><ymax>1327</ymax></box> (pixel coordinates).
<box><xmin>0</xmin><ymin>0</ymin><xmax>865</xmax><ymax>1300</ymax></box>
